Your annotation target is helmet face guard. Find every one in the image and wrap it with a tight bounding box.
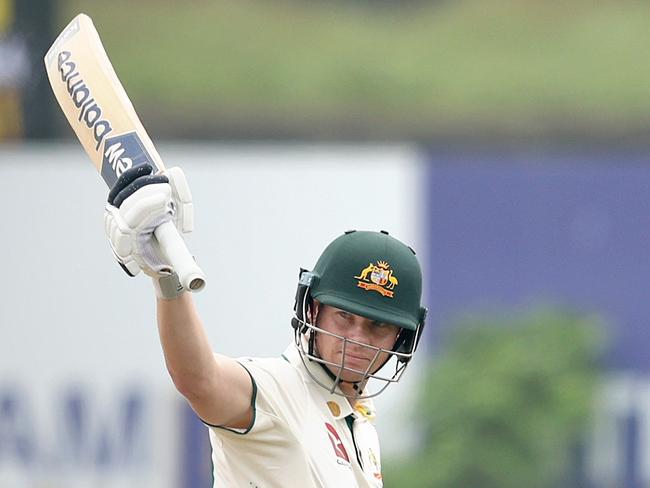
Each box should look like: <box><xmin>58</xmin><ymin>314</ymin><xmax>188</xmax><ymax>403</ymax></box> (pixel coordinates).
<box><xmin>292</xmin><ymin>279</ymin><xmax>424</xmax><ymax>400</ymax></box>
<box><xmin>290</xmin><ymin>230</ymin><xmax>427</xmax><ymax>400</ymax></box>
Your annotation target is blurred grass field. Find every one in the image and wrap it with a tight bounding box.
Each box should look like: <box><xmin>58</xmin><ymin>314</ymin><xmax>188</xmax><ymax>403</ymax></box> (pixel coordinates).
<box><xmin>60</xmin><ymin>0</ymin><xmax>650</xmax><ymax>140</ymax></box>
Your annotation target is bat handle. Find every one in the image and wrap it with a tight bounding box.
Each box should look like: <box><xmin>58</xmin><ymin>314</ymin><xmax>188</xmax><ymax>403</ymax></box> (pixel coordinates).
<box><xmin>154</xmin><ymin>221</ymin><xmax>206</xmax><ymax>292</ymax></box>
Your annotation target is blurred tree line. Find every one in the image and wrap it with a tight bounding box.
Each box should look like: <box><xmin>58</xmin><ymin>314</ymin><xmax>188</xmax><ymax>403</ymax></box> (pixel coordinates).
<box><xmin>384</xmin><ymin>308</ymin><xmax>603</xmax><ymax>488</ymax></box>
<box><xmin>17</xmin><ymin>0</ymin><xmax>650</xmax><ymax>144</ymax></box>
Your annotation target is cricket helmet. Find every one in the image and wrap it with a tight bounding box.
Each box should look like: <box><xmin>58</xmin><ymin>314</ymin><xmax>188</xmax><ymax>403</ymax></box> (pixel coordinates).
<box><xmin>291</xmin><ymin>230</ymin><xmax>427</xmax><ymax>399</ymax></box>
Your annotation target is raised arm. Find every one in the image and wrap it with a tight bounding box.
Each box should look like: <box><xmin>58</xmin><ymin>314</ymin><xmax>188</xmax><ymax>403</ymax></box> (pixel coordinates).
<box><xmin>104</xmin><ymin>163</ymin><xmax>253</xmax><ymax>428</ymax></box>
<box><xmin>156</xmin><ymin>292</ymin><xmax>253</xmax><ymax>428</ymax></box>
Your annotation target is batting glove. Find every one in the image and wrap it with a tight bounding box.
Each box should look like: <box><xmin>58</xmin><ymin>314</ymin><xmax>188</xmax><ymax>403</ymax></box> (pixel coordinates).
<box><xmin>104</xmin><ymin>163</ymin><xmax>194</xmax><ymax>278</ymax></box>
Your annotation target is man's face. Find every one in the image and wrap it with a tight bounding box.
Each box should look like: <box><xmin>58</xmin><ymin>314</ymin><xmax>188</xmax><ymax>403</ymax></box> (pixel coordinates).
<box><xmin>312</xmin><ymin>302</ymin><xmax>400</xmax><ymax>383</ymax></box>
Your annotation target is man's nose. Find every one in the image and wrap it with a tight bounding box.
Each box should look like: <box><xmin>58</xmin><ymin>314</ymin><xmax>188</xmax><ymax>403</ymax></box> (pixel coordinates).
<box><xmin>346</xmin><ymin>319</ymin><xmax>372</xmax><ymax>344</ymax></box>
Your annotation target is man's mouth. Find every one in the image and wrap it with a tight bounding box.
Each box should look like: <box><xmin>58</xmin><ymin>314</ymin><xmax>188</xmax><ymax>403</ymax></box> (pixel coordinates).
<box><xmin>344</xmin><ymin>353</ymin><xmax>371</xmax><ymax>362</ymax></box>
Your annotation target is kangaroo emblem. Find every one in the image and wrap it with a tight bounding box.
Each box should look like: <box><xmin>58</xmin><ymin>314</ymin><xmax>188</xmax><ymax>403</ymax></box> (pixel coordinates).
<box><xmin>355</xmin><ymin>263</ymin><xmax>374</xmax><ymax>281</ymax></box>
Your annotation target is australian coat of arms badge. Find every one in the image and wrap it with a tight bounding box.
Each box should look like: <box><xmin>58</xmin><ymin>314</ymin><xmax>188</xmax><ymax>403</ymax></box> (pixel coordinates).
<box><xmin>354</xmin><ymin>260</ymin><xmax>398</xmax><ymax>298</ymax></box>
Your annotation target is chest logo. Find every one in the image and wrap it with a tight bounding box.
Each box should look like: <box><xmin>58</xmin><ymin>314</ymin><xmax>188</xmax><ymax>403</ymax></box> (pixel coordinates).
<box><xmin>354</xmin><ymin>260</ymin><xmax>398</xmax><ymax>298</ymax></box>
<box><xmin>325</xmin><ymin>422</ymin><xmax>350</xmax><ymax>464</ymax></box>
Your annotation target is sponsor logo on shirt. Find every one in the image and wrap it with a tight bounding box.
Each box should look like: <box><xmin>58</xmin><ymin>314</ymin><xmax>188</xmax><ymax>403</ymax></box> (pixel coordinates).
<box><xmin>325</xmin><ymin>422</ymin><xmax>350</xmax><ymax>464</ymax></box>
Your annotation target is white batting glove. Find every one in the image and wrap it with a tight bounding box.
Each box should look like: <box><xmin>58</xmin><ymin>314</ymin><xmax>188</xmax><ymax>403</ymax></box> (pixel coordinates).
<box><xmin>104</xmin><ymin>163</ymin><xmax>194</xmax><ymax>278</ymax></box>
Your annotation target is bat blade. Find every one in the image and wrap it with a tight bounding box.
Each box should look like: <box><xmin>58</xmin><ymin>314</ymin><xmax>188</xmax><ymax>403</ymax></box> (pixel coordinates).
<box><xmin>44</xmin><ymin>13</ymin><xmax>162</xmax><ymax>187</ymax></box>
<box><xmin>44</xmin><ymin>13</ymin><xmax>206</xmax><ymax>292</ymax></box>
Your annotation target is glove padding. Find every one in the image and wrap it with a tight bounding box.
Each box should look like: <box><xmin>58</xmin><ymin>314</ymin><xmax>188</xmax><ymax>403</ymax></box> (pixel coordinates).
<box><xmin>104</xmin><ymin>163</ymin><xmax>194</xmax><ymax>277</ymax></box>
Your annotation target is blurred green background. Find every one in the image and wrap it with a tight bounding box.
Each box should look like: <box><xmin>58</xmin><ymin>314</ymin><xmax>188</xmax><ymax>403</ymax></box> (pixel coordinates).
<box><xmin>23</xmin><ymin>0</ymin><xmax>647</xmax><ymax>143</ymax></box>
<box><xmin>384</xmin><ymin>309</ymin><xmax>603</xmax><ymax>488</ymax></box>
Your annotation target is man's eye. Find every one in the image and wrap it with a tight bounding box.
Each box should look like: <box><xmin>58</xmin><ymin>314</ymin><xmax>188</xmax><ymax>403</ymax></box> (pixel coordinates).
<box><xmin>374</xmin><ymin>323</ymin><xmax>397</xmax><ymax>334</ymax></box>
<box><xmin>338</xmin><ymin>311</ymin><xmax>351</xmax><ymax>319</ymax></box>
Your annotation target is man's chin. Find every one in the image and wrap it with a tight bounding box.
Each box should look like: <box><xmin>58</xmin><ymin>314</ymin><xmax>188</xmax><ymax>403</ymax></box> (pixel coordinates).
<box><xmin>328</xmin><ymin>367</ymin><xmax>366</xmax><ymax>383</ymax></box>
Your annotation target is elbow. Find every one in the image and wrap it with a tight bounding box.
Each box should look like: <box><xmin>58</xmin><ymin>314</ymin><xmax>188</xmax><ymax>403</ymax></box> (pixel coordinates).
<box><xmin>166</xmin><ymin>363</ymin><xmax>220</xmax><ymax>402</ymax></box>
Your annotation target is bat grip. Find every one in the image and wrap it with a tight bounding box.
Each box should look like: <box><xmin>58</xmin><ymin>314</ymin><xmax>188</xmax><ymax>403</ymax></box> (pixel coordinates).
<box><xmin>154</xmin><ymin>221</ymin><xmax>206</xmax><ymax>292</ymax></box>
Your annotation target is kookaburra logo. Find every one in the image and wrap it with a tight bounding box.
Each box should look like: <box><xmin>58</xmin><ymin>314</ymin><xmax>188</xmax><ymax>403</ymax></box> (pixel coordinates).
<box><xmin>354</xmin><ymin>260</ymin><xmax>398</xmax><ymax>298</ymax></box>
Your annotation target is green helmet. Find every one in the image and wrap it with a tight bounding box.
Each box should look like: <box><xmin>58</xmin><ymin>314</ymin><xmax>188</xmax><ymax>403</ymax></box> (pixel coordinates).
<box><xmin>310</xmin><ymin>230</ymin><xmax>424</xmax><ymax>331</ymax></box>
<box><xmin>291</xmin><ymin>230</ymin><xmax>427</xmax><ymax>399</ymax></box>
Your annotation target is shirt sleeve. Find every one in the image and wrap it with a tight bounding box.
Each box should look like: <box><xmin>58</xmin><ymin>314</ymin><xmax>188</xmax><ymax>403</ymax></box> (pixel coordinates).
<box><xmin>208</xmin><ymin>356</ymin><xmax>308</xmax><ymax>437</ymax></box>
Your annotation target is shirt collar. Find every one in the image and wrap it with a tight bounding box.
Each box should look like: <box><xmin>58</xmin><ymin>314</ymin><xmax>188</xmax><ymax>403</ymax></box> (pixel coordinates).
<box><xmin>282</xmin><ymin>342</ymin><xmax>377</xmax><ymax>422</ymax></box>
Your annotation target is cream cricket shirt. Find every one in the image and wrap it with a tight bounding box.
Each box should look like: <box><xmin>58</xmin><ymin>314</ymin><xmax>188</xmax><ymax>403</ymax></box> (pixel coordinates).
<box><xmin>207</xmin><ymin>343</ymin><xmax>384</xmax><ymax>487</ymax></box>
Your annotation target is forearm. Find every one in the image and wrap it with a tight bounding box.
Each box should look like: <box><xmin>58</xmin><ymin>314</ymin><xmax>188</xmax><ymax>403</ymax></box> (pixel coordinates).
<box><xmin>156</xmin><ymin>290</ymin><xmax>219</xmax><ymax>398</ymax></box>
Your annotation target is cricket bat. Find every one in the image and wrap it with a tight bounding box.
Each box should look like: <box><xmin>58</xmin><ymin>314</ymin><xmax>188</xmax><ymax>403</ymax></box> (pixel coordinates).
<box><xmin>44</xmin><ymin>13</ymin><xmax>206</xmax><ymax>292</ymax></box>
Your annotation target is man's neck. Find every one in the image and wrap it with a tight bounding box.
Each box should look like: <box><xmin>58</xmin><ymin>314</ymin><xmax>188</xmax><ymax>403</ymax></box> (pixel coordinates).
<box><xmin>340</xmin><ymin>381</ymin><xmax>367</xmax><ymax>405</ymax></box>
